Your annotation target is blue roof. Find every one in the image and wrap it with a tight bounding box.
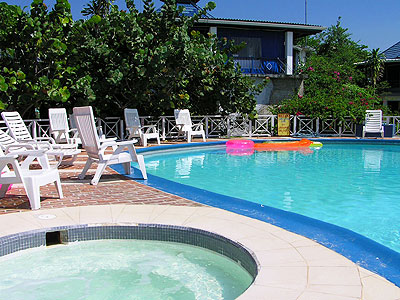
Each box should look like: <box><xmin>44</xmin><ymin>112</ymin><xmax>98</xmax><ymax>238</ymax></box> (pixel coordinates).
<box><xmin>382</xmin><ymin>41</ymin><xmax>400</xmax><ymax>59</ymax></box>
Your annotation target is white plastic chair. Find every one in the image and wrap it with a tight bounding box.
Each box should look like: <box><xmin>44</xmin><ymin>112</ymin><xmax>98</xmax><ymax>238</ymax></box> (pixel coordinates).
<box><xmin>174</xmin><ymin>109</ymin><xmax>206</xmax><ymax>143</ymax></box>
<box><xmin>0</xmin><ymin>148</ymin><xmax>63</xmax><ymax>210</ymax></box>
<box><xmin>1</xmin><ymin>111</ymin><xmax>80</xmax><ymax>165</ymax></box>
<box><xmin>73</xmin><ymin>106</ymin><xmax>147</xmax><ymax>185</ymax></box>
<box><xmin>363</xmin><ymin>110</ymin><xmax>384</xmax><ymax>138</ymax></box>
<box><xmin>124</xmin><ymin>108</ymin><xmax>160</xmax><ymax>147</ymax></box>
<box><xmin>0</xmin><ymin>128</ymin><xmax>79</xmax><ymax>167</ymax></box>
<box><xmin>49</xmin><ymin>108</ymin><xmax>81</xmax><ymax>145</ymax></box>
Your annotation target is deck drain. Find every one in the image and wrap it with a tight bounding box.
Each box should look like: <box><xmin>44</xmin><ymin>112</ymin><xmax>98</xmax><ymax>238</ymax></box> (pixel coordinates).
<box><xmin>37</xmin><ymin>214</ymin><xmax>57</xmax><ymax>220</ymax></box>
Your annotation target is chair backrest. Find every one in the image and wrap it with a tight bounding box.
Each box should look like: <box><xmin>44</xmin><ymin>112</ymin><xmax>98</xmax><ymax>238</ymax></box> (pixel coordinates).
<box><xmin>174</xmin><ymin>109</ymin><xmax>193</xmax><ymax>125</ymax></box>
<box><xmin>73</xmin><ymin>106</ymin><xmax>100</xmax><ymax>158</ymax></box>
<box><xmin>1</xmin><ymin>111</ymin><xmax>32</xmax><ymax>141</ymax></box>
<box><xmin>365</xmin><ymin>110</ymin><xmax>383</xmax><ymax>132</ymax></box>
<box><xmin>0</xmin><ymin>128</ymin><xmax>17</xmax><ymax>150</ymax></box>
<box><xmin>49</xmin><ymin>108</ymin><xmax>70</xmax><ymax>142</ymax></box>
<box><xmin>124</xmin><ymin>108</ymin><xmax>141</xmax><ymax>128</ymax></box>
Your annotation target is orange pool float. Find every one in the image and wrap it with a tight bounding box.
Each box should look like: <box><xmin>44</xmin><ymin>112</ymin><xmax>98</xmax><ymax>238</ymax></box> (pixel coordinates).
<box><xmin>254</xmin><ymin>138</ymin><xmax>313</xmax><ymax>151</ymax></box>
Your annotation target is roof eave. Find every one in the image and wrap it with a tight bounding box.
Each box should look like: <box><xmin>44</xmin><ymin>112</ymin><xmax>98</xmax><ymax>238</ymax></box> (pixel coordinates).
<box><xmin>197</xmin><ymin>18</ymin><xmax>326</xmax><ymax>33</ymax></box>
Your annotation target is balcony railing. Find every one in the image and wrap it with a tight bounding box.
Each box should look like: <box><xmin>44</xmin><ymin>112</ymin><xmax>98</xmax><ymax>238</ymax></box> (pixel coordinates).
<box><xmin>234</xmin><ymin>57</ymin><xmax>285</xmax><ymax>75</ymax></box>
<box><xmin>1</xmin><ymin>115</ymin><xmax>399</xmax><ymax>141</ymax></box>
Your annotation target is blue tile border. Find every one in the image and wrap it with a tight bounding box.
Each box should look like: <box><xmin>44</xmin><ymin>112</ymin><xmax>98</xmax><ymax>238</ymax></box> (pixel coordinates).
<box><xmin>0</xmin><ymin>224</ymin><xmax>258</xmax><ymax>279</ymax></box>
<box><xmin>113</xmin><ymin>139</ymin><xmax>400</xmax><ymax>287</ymax></box>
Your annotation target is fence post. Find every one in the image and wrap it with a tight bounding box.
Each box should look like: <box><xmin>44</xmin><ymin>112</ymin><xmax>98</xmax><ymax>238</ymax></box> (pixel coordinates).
<box><xmin>162</xmin><ymin>117</ymin><xmax>166</xmax><ymax>141</ymax></box>
<box><xmin>293</xmin><ymin>116</ymin><xmax>297</xmax><ymax>135</ymax></box>
<box><xmin>227</xmin><ymin>117</ymin><xmax>231</xmax><ymax>137</ymax></box>
<box><xmin>271</xmin><ymin>116</ymin><xmax>275</xmax><ymax>136</ymax></box>
<box><xmin>206</xmin><ymin>116</ymin><xmax>209</xmax><ymax>138</ymax></box>
<box><xmin>249</xmin><ymin>119</ymin><xmax>252</xmax><ymax>137</ymax></box>
<box><xmin>316</xmin><ymin>118</ymin><xmax>319</xmax><ymax>135</ymax></box>
<box><xmin>120</xmin><ymin>119</ymin><xmax>124</xmax><ymax>140</ymax></box>
<box><xmin>32</xmin><ymin>120</ymin><xmax>37</xmax><ymax>139</ymax></box>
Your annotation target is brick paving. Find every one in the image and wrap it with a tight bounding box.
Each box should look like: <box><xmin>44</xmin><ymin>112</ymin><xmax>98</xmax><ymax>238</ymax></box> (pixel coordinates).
<box><xmin>0</xmin><ymin>144</ymin><xmax>205</xmax><ymax>214</ymax></box>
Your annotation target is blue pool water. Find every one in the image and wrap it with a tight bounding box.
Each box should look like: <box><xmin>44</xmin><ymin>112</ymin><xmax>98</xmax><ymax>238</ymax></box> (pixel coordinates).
<box><xmin>143</xmin><ymin>143</ymin><xmax>400</xmax><ymax>253</ymax></box>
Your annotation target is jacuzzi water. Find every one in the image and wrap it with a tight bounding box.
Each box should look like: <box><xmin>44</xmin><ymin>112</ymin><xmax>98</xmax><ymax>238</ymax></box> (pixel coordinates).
<box><xmin>0</xmin><ymin>240</ymin><xmax>252</xmax><ymax>300</ymax></box>
<box><xmin>143</xmin><ymin>143</ymin><xmax>400</xmax><ymax>252</ymax></box>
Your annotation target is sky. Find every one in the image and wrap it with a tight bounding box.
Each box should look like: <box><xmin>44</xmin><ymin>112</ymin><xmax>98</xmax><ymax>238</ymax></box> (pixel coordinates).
<box><xmin>3</xmin><ymin>0</ymin><xmax>400</xmax><ymax>51</ymax></box>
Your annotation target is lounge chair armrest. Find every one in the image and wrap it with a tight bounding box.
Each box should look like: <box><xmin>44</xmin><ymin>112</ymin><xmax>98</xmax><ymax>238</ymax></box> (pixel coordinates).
<box><xmin>14</xmin><ymin>140</ymin><xmax>54</xmax><ymax>150</ymax></box>
<box><xmin>100</xmin><ymin>137</ymin><xmax>117</xmax><ymax>143</ymax></box>
<box><xmin>0</xmin><ymin>155</ymin><xmax>18</xmax><ymax>163</ymax></box>
<box><xmin>116</xmin><ymin>140</ymin><xmax>136</xmax><ymax>147</ymax></box>
<box><xmin>5</xmin><ymin>143</ymin><xmax>36</xmax><ymax>153</ymax></box>
<box><xmin>99</xmin><ymin>141</ymin><xmax>118</xmax><ymax>152</ymax></box>
<box><xmin>141</xmin><ymin>125</ymin><xmax>158</xmax><ymax>133</ymax></box>
<box><xmin>192</xmin><ymin>123</ymin><xmax>204</xmax><ymax>131</ymax></box>
<box><xmin>5</xmin><ymin>149</ymin><xmax>46</xmax><ymax>157</ymax></box>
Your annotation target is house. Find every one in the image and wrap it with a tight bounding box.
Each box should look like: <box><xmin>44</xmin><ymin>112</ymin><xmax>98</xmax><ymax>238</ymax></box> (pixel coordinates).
<box><xmin>381</xmin><ymin>41</ymin><xmax>400</xmax><ymax>113</ymax></box>
<box><xmin>174</xmin><ymin>0</ymin><xmax>325</xmax><ymax>111</ymax></box>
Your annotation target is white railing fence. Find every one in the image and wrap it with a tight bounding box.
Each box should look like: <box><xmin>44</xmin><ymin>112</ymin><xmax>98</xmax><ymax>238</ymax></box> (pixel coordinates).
<box><xmin>1</xmin><ymin>115</ymin><xmax>399</xmax><ymax>140</ymax></box>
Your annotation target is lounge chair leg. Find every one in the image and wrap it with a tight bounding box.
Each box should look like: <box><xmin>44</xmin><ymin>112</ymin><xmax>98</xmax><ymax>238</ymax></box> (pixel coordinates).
<box><xmin>122</xmin><ymin>162</ymin><xmax>131</xmax><ymax>175</ymax></box>
<box><xmin>0</xmin><ymin>184</ymin><xmax>10</xmax><ymax>198</ymax></box>
<box><xmin>78</xmin><ymin>158</ymin><xmax>93</xmax><ymax>180</ymax></box>
<box><xmin>54</xmin><ymin>176</ymin><xmax>63</xmax><ymax>199</ymax></box>
<box><xmin>137</xmin><ymin>155</ymin><xmax>147</xmax><ymax>180</ymax></box>
<box><xmin>91</xmin><ymin>162</ymin><xmax>107</xmax><ymax>185</ymax></box>
<box><xmin>24</xmin><ymin>180</ymin><xmax>41</xmax><ymax>210</ymax></box>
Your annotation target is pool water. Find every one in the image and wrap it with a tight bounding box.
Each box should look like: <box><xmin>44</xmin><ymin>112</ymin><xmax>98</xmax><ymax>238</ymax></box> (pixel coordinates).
<box><xmin>0</xmin><ymin>240</ymin><xmax>252</xmax><ymax>300</ymax></box>
<box><xmin>144</xmin><ymin>143</ymin><xmax>400</xmax><ymax>252</ymax></box>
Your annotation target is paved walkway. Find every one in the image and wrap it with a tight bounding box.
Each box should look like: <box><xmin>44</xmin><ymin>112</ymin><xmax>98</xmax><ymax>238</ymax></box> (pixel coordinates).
<box><xmin>0</xmin><ymin>149</ymin><xmax>203</xmax><ymax>214</ymax></box>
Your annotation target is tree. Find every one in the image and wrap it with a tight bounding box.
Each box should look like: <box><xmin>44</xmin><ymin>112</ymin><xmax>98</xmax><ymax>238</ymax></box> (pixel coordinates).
<box><xmin>1</xmin><ymin>0</ymin><xmax>263</xmax><ymax>118</ymax></box>
<box><xmin>70</xmin><ymin>0</ymin><xmax>264</xmax><ymax>117</ymax></box>
<box><xmin>0</xmin><ymin>0</ymin><xmax>93</xmax><ymax>117</ymax></box>
<box><xmin>272</xmin><ymin>18</ymin><xmax>386</xmax><ymax>123</ymax></box>
<box><xmin>81</xmin><ymin>0</ymin><xmax>111</xmax><ymax>17</ymax></box>
<box><xmin>365</xmin><ymin>48</ymin><xmax>385</xmax><ymax>89</ymax></box>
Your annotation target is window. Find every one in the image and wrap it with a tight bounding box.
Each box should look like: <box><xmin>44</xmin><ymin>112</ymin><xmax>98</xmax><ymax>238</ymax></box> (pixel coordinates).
<box><xmin>231</xmin><ymin>37</ymin><xmax>262</xmax><ymax>58</ymax></box>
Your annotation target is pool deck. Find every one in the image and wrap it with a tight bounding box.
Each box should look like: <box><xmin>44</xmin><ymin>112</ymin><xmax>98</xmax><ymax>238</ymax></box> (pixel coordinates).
<box><xmin>1</xmin><ymin>138</ymin><xmax>400</xmax><ymax>300</ymax></box>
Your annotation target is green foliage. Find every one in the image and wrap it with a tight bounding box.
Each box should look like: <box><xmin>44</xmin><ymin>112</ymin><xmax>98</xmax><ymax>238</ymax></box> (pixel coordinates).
<box><xmin>1</xmin><ymin>0</ymin><xmax>261</xmax><ymax>118</ymax></box>
<box><xmin>364</xmin><ymin>48</ymin><xmax>385</xmax><ymax>89</ymax></box>
<box><xmin>68</xmin><ymin>0</ymin><xmax>262</xmax><ymax>117</ymax></box>
<box><xmin>273</xmin><ymin>18</ymin><xmax>387</xmax><ymax>123</ymax></box>
<box><xmin>0</xmin><ymin>0</ymin><xmax>93</xmax><ymax>117</ymax></box>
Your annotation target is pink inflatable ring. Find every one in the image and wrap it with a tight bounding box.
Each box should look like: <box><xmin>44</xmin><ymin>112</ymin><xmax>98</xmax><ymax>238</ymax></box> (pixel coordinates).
<box><xmin>226</xmin><ymin>139</ymin><xmax>255</xmax><ymax>149</ymax></box>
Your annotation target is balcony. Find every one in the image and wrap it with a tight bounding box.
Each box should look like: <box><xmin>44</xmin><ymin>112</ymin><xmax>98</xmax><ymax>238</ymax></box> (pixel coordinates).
<box><xmin>234</xmin><ymin>57</ymin><xmax>285</xmax><ymax>75</ymax></box>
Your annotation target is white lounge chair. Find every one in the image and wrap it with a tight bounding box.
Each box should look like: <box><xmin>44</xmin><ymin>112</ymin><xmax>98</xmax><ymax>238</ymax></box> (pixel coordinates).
<box><xmin>0</xmin><ymin>128</ymin><xmax>79</xmax><ymax>167</ymax></box>
<box><xmin>1</xmin><ymin>111</ymin><xmax>80</xmax><ymax>165</ymax></box>
<box><xmin>363</xmin><ymin>110</ymin><xmax>384</xmax><ymax>138</ymax></box>
<box><xmin>73</xmin><ymin>106</ymin><xmax>147</xmax><ymax>185</ymax></box>
<box><xmin>49</xmin><ymin>108</ymin><xmax>81</xmax><ymax>145</ymax></box>
<box><xmin>0</xmin><ymin>148</ymin><xmax>63</xmax><ymax>210</ymax></box>
<box><xmin>124</xmin><ymin>108</ymin><xmax>160</xmax><ymax>147</ymax></box>
<box><xmin>174</xmin><ymin>109</ymin><xmax>206</xmax><ymax>143</ymax></box>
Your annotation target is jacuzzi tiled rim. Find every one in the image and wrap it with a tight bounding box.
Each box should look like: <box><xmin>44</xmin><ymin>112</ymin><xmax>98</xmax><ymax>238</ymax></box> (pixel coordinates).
<box><xmin>0</xmin><ymin>224</ymin><xmax>258</xmax><ymax>279</ymax></box>
<box><xmin>116</xmin><ymin>139</ymin><xmax>400</xmax><ymax>288</ymax></box>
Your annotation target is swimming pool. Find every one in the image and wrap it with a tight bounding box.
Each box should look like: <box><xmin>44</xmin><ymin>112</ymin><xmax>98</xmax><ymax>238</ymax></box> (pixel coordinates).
<box><xmin>137</xmin><ymin>142</ymin><xmax>400</xmax><ymax>253</ymax></box>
